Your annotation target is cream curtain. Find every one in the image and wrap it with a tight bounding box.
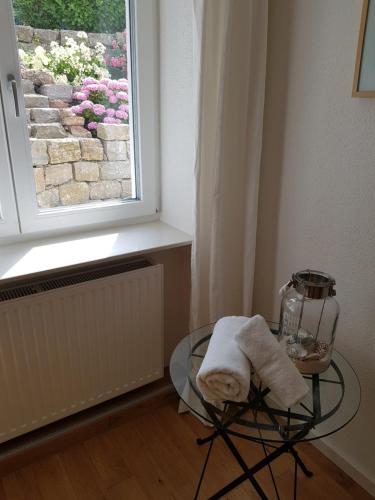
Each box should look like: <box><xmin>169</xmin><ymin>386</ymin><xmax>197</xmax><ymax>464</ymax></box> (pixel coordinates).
<box><xmin>179</xmin><ymin>0</ymin><xmax>268</xmax><ymax>420</ymax></box>
<box><xmin>191</xmin><ymin>0</ymin><xmax>269</xmax><ymax>330</ymax></box>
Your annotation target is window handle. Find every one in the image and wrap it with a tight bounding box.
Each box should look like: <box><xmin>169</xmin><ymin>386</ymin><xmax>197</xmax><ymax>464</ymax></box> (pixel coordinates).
<box><xmin>7</xmin><ymin>75</ymin><xmax>20</xmax><ymax>117</ymax></box>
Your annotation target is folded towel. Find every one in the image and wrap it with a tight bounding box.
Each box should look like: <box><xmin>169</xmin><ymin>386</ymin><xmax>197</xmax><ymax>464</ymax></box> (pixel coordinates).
<box><xmin>235</xmin><ymin>315</ymin><xmax>309</xmax><ymax>408</ymax></box>
<box><xmin>196</xmin><ymin>316</ymin><xmax>251</xmax><ymax>403</ymax></box>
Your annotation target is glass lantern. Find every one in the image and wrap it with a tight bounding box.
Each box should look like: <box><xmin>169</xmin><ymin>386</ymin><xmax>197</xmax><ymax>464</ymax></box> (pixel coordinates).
<box><xmin>278</xmin><ymin>270</ymin><xmax>339</xmax><ymax>374</ymax></box>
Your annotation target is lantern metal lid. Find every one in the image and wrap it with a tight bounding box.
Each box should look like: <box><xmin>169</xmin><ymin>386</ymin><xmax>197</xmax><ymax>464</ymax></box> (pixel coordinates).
<box><xmin>291</xmin><ymin>269</ymin><xmax>336</xmax><ymax>300</ymax></box>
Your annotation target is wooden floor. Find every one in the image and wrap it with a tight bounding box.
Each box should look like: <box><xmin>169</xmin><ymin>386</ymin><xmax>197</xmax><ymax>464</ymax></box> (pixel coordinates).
<box><xmin>0</xmin><ymin>396</ymin><xmax>372</xmax><ymax>500</ymax></box>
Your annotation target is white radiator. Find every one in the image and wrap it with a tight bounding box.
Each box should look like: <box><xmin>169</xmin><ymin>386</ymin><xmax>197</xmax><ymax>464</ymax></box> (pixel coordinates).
<box><xmin>0</xmin><ymin>260</ymin><xmax>163</xmax><ymax>443</ymax></box>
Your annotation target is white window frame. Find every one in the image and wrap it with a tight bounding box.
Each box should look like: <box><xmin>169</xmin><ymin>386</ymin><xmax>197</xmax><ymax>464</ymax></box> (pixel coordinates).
<box><xmin>0</xmin><ymin>94</ymin><xmax>20</xmax><ymax>237</ymax></box>
<box><xmin>0</xmin><ymin>0</ymin><xmax>159</xmax><ymax>238</ymax></box>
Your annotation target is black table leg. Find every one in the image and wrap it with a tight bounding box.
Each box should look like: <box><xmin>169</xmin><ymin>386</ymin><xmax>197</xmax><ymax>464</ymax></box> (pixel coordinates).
<box><xmin>289</xmin><ymin>447</ymin><xmax>313</xmax><ymax>477</ymax></box>
<box><xmin>293</xmin><ymin>455</ymin><xmax>298</xmax><ymax>500</ymax></box>
<box><xmin>194</xmin><ymin>438</ymin><xmax>214</xmax><ymax>500</ymax></box>
<box><xmin>194</xmin><ymin>429</ymin><xmax>315</xmax><ymax>499</ymax></box>
<box><xmin>193</xmin><ymin>393</ymin><xmax>314</xmax><ymax>499</ymax></box>
<box><xmin>207</xmin><ymin>437</ymin><xmax>291</xmax><ymax>499</ymax></box>
<box><xmin>204</xmin><ymin>405</ymin><xmax>268</xmax><ymax>500</ymax></box>
<box><xmin>212</xmin><ymin>428</ymin><xmax>267</xmax><ymax>499</ymax></box>
<box><xmin>206</xmin><ymin>431</ymin><xmax>314</xmax><ymax>499</ymax></box>
<box><xmin>197</xmin><ymin>430</ymin><xmax>219</xmax><ymax>446</ymax></box>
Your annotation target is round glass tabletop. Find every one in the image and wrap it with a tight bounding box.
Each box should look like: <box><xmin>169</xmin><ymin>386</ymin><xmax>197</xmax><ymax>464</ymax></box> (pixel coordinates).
<box><xmin>170</xmin><ymin>324</ymin><xmax>361</xmax><ymax>444</ymax></box>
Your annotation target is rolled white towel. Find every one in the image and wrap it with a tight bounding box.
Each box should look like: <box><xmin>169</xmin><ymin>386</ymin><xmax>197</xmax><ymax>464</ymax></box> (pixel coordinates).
<box><xmin>235</xmin><ymin>315</ymin><xmax>309</xmax><ymax>408</ymax></box>
<box><xmin>196</xmin><ymin>316</ymin><xmax>251</xmax><ymax>403</ymax></box>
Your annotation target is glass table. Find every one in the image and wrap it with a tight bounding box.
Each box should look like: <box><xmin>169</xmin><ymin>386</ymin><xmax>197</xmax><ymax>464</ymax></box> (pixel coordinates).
<box><xmin>169</xmin><ymin>324</ymin><xmax>361</xmax><ymax>500</ymax></box>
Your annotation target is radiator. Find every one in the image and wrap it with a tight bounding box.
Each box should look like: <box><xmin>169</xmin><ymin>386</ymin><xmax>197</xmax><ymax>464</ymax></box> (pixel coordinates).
<box><xmin>0</xmin><ymin>259</ymin><xmax>163</xmax><ymax>443</ymax></box>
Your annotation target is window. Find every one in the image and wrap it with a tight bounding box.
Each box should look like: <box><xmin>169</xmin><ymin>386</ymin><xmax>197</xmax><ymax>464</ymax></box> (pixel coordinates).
<box><xmin>0</xmin><ymin>0</ymin><xmax>159</xmax><ymax>239</ymax></box>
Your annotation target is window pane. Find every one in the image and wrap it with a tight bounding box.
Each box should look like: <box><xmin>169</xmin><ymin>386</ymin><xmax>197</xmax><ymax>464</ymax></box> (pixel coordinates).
<box><xmin>12</xmin><ymin>0</ymin><xmax>135</xmax><ymax>210</ymax></box>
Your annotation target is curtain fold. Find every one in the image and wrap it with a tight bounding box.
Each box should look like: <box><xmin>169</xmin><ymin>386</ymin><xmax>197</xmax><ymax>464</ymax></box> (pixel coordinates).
<box><xmin>191</xmin><ymin>0</ymin><xmax>269</xmax><ymax>330</ymax></box>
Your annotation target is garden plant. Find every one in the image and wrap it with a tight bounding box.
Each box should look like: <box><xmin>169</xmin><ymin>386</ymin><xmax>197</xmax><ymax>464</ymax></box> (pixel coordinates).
<box><xmin>13</xmin><ymin>0</ymin><xmax>125</xmax><ymax>33</ymax></box>
<box><xmin>19</xmin><ymin>32</ymin><xmax>109</xmax><ymax>85</ymax></box>
<box><xmin>70</xmin><ymin>77</ymin><xmax>130</xmax><ymax>136</ymax></box>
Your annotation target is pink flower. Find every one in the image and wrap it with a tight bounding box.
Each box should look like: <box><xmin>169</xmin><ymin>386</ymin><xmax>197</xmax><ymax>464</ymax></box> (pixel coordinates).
<box><xmin>109</xmin><ymin>95</ymin><xmax>118</xmax><ymax>104</ymax></box>
<box><xmin>80</xmin><ymin>100</ymin><xmax>94</xmax><ymax>109</ymax></box>
<box><xmin>106</xmin><ymin>108</ymin><xmax>116</xmax><ymax>117</ymax></box>
<box><xmin>115</xmin><ymin>109</ymin><xmax>126</xmax><ymax>119</ymax></box>
<box><xmin>87</xmin><ymin>121</ymin><xmax>98</xmax><ymax>130</ymax></box>
<box><xmin>96</xmin><ymin>84</ymin><xmax>107</xmax><ymax>92</ymax></box>
<box><xmin>108</xmin><ymin>80</ymin><xmax>120</xmax><ymax>90</ymax></box>
<box><xmin>112</xmin><ymin>40</ymin><xmax>118</xmax><ymax>49</ymax></box>
<box><xmin>73</xmin><ymin>92</ymin><xmax>87</xmax><ymax>101</ymax></box>
<box><xmin>92</xmin><ymin>104</ymin><xmax>106</xmax><ymax>116</ymax></box>
<box><xmin>70</xmin><ymin>105</ymin><xmax>82</xmax><ymax>114</ymax></box>
<box><xmin>86</xmin><ymin>84</ymin><xmax>100</xmax><ymax>92</ymax></box>
<box><xmin>110</xmin><ymin>56</ymin><xmax>124</xmax><ymax>68</ymax></box>
<box><xmin>119</xmin><ymin>104</ymin><xmax>129</xmax><ymax>112</ymax></box>
<box><xmin>115</xmin><ymin>119</ymin><xmax>122</xmax><ymax>124</ymax></box>
<box><xmin>99</xmin><ymin>78</ymin><xmax>111</xmax><ymax>85</ymax></box>
<box><xmin>83</xmin><ymin>77</ymin><xmax>98</xmax><ymax>85</ymax></box>
<box><xmin>105</xmin><ymin>89</ymin><xmax>114</xmax><ymax>97</ymax></box>
<box><xmin>117</xmin><ymin>91</ymin><xmax>128</xmax><ymax>101</ymax></box>
<box><xmin>103</xmin><ymin>116</ymin><xmax>117</xmax><ymax>124</ymax></box>
<box><xmin>117</xmin><ymin>81</ymin><xmax>128</xmax><ymax>91</ymax></box>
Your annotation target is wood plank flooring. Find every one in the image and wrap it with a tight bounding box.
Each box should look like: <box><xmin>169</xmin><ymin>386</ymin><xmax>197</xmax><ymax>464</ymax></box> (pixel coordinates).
<box><xmin>0</xmin><ymin>396</ymin><xmax>372</xmax><ymax>500</ymax></box>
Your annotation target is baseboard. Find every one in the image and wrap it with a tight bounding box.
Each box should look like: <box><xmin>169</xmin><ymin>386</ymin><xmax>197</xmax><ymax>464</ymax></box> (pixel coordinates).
<box><xmin>0</xmin><ymin>371</ymin><xmax>175</xmax><ymax>476</ymax></box>
<box><xmin>312</xmin><ymin>438</ymin><xmax>375</xmax><ymax>498</ymax></box>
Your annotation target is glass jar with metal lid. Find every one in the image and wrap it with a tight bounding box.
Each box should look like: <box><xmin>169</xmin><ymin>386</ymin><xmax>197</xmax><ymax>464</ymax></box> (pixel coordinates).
<box><xmin>278</xmin><ymin>269</ymin><xmax>340</xmax><ymax>374</ymax></box>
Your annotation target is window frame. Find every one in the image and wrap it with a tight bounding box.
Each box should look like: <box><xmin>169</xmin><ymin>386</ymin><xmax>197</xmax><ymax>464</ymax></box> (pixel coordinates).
<box><xmin>0</xmin><ymin>0</ymin><xmax>160</xmax><ymax>238</ymax></box>
<box><xmin>0</xmin><ymin>93</ymin><xmax>20</xmax><ymax>237</ymax></box>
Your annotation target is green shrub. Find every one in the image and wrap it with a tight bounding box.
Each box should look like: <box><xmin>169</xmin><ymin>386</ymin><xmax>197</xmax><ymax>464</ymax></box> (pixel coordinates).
<box><xmin>13</xmin><ymin>0</ymin><xmax>125</xmax><ymax>33</ymax></box>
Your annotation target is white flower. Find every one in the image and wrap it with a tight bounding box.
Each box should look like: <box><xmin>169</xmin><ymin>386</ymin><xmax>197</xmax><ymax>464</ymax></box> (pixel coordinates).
<box><xmin>33</xmin><ymin>46</ymin><xmax>49</xmax><ymax>66</ymax></box>
<box><xmin>95</xmin><ymin>42</ymin><xmax>106</xmax><ymax>55</ymax></box>
<box><xmin>23</xmin><ymin>36</ymin><xmax>109</xmax><ymax>85</ymax></box>
<box><xmin>34</xmin><ymin>46</ymin><xmax>46</xmax><ymax>56</ymax></box>
<box><xmin>18</xmin><ymin>48</ymin><xmax>26</xmax><ymax>60</ymax></box>
<box><xmin>98</xmin><ymin>67</ymin><xmax>110</xmax><ymax>79</ymax></box>
<box><xmin>54</xmin><ymin>74</ymin><xmax>68</xmax><ymax>84</ymax></box>
<box><xmin>77</xmin><ymin>31</ymin><xmax>88</xmax><ymax>39</ymax></box>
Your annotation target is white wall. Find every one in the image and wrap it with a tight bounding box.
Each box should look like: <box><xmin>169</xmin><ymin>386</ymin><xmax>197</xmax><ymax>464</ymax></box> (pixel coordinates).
<box><xmin>253</xmin><ymin>0</ymin><xmax>375</xmax><ymax>493</ymax></box>
<box><xmin>159</xmin><ymin>0</ymin><xmax>194</xmax><ymax>235</ymax></box>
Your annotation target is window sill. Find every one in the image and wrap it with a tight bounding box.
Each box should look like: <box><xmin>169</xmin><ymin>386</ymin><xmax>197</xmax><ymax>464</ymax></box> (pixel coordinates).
<box><xmin>0</xmin><ymin>221</ymin><xmax>192</xmax><ymax>285</ymax></box>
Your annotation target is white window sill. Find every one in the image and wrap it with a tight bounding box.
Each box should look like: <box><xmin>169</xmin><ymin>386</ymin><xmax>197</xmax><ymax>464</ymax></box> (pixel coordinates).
<box><xmin>0</xmin><ymin>221</ymin><xmax>192</xmax><ymax>285</ymax></box>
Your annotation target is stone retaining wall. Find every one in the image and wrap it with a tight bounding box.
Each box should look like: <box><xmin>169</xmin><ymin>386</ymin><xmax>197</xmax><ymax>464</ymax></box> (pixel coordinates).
<box><xmin>18</xmin><ymin>27</ymin><xmax>131</xmax><ymax>209</ymax></box>
<box><xmin>20</xmin><ymin>66</ymin><xmax>132</xmax><ymax>208</ymax></box>
<box><xmin>16</xmin><ymin>25</ymin><xmax>125</xmax><ymax>49</ymax></box>
<box><xmin>31</xmin><ymin>124</ymin><xmax>132</xmax><ymax>208</ymax></box>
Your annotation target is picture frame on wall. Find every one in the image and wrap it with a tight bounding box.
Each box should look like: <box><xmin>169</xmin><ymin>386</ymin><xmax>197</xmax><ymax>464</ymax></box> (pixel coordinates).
<box><xmin>353</xmin><ymin>0</ymin><xmax>375</xmax><ymax>97</ymax></box>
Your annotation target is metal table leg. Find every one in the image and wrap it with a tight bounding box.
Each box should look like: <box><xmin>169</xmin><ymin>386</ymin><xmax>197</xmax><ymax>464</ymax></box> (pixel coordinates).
<box><xmin>290</xmin><ymin>447</ymin><xmax>313</xmax><ymax>478</ymax></box>
<box><xmin>204</xmin><ymin>404</ymin><xmax>268</xmax><ymax>500</ymax></box>
<box><xmin>194</xmin><ymin>439</ymin><xmax>214</xmax><ymax>500</ymax></box>
<box><xmin>196</xmin><ymin>429</ymin><xmax>314</xmax><ymax>499</ymax></box>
